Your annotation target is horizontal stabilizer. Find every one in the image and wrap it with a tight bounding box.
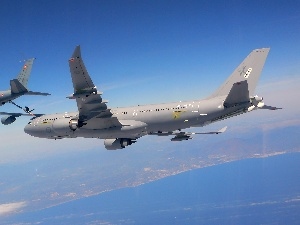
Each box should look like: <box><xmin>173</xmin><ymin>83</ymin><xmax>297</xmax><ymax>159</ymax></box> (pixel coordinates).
<box><xmin>25</xmin><ymin>91</ymin><xmax>51</xmax><ymax>96</ymax></box>
<box><xmin>260</xmin><ymin>105</ymin><xmax>282</xmax><ymax>110</ymax></box>
<box><xmin>10</xmin><ymin>79</ymin><xmax>28</xmax><ymax>94</ymax></box>
<box><xmin>223</xmin><ymin>80</ymin><xmax>250</xmax><ymax>108</ymax></box>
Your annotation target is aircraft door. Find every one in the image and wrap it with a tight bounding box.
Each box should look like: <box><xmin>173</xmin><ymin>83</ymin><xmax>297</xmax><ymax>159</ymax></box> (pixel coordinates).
<box><xmin>133</xmin><ymin>110</ymin><xmax>137</xmax><ymax>117</ymax></box>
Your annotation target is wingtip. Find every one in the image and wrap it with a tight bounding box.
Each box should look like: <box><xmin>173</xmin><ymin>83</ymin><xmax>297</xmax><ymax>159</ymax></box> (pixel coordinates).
<box><xmin>218</xmin><ymin>126</ymin><xmax>228</xmax><ymax>133</ymax></box>
<box><xmin>71</xmin><ymin>45</ymin><xmax>81</xmax><ymax>58</ymax></box>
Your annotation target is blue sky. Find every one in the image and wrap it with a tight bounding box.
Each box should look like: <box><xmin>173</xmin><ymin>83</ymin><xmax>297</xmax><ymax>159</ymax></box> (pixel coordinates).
<box><xmin>0</xmin><ymin>0</ymin><xmax>300</xmax><ymax>161</ymax></box>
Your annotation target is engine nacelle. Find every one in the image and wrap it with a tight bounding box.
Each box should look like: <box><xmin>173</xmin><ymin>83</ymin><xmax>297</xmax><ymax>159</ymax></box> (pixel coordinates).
<box><xmin>52</xmin><ymin>118</ymin><xmax>78</xmax><ymax>135</ymax></box>
<box><xmin>104</xmin><ymin>138</ymin><xmax>136</xmax><ymax>150</ymax></box>
<box><xmin>253</xmin><ymin>96</ymin><xmax>263</xmax><ymax>102</ymax></box>
<box><xmin>248</xmin><ymin>95</ymin><xmax>265</xmax><ymax>111</ymax></box>
<box><xmin>69</xmin><ymin>119</ymin><xmax>78</xmax><ymax>131</ymax></box>
<box><xmin>247</xmin><ymin>105</ymin><xmax>256</xmax><ymax>112</ymax></box>
<box><xmin>1</xmin><ymin>115</ymin><xmax>17</xmax><ymax>125</ymax></box>
<box><xmin>171</xmin><ymin>135</ymin><xmax>192</xmax><ymax>141</ymax></box>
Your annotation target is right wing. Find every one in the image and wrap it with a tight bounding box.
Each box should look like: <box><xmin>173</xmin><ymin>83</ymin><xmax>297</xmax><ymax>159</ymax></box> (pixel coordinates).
<box><xmin>150</xmin><ymin>126</ymin><xmax>227</xmax><ymax>141</ymax></box>
<box><xmin>68</xmin><ymin>46</ymin><xmax>121</xmax><ymax>128</ymax></box>
<box><xmin>171</xmin><ymin>126</ymin><xmax>227</xmax><ymax>141</ymax></box>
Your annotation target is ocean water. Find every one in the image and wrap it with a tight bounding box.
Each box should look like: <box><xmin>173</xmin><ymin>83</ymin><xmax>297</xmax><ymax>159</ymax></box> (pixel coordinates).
<box><xmin>5</xmin><ymin>153</ymin><xmax>300</xmax><ymax>225</ymax></box>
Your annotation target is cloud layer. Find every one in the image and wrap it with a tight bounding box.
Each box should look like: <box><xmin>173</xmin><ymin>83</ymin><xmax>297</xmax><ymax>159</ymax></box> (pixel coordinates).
<box><xmin>0</xmin><ymin>201</ymin><xmax>27</xmax><ymax>216</ymax></box>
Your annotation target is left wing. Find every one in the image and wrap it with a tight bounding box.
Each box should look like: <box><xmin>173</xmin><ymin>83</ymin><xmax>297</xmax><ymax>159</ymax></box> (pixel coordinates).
<box><xmin>0</xmin><ymin>112</ymin><xmax>43</xmax><ymax>125</ymax></box>
<box><xmin>0</xmin><ymin>112</ymin><xmax>44</xmax><ymax>117</ymax></box>
<box><xmin>192</xmin><ymin>126</ymin><xmax>228</xmax><ymax>134</ymax></box>
<box><xmin>68</xmin><ymin>46</ymin><xmax>121</xmax><ymax>128</ymax></box>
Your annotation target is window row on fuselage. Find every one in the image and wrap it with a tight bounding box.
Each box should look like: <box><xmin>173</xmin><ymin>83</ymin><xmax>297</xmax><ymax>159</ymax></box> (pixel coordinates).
<box><xmin>116</xmin><ymin>104</ymin><xmax>192</xmax><ymax>115</ymax></box>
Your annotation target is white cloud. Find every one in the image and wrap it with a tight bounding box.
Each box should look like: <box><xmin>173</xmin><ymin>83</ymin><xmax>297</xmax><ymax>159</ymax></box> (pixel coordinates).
<box><xmin>0</xmin><ymin>201</ymin><xmax>27</xmax><ymax>216</ymax></box>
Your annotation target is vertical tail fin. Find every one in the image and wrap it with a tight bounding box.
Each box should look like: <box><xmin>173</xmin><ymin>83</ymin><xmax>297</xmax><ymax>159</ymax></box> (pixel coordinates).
<box><xmin>209</xmin><ymin>48</ymin><xmax>270</xmax><ymax>98</ymax></box>
<box><xmin>16</xmin><ymin>58</ymin><xmax>35</xmax><ymax>89</ymax></box>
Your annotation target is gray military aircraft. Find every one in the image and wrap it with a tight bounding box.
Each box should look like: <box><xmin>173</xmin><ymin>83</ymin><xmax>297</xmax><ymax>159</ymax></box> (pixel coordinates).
<box><xmin>23</xmin><ymin>46</ymin><xmax>280</xmax><ymax>150</ymax></box>
<box><xmin>0</xmin><ymin>58</ymin><xmax>50</xmax><ymax>125</ymax></box>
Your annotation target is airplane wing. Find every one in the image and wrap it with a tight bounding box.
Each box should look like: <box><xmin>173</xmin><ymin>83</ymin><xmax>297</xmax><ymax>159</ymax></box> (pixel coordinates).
<box><xmin>68</xmin><ymin>46</ymin><xmax>121</xmax><ymax>128</ymax></box>
<box><xmin>0</xmin><ymin>111</ymin><xmax>43</xmax><ymax>125</ymax></box>
<box><xmin>0</xmin><ymin>112</ymin><xmax>44</xmax><ymax>117</ymax></box>
<box><xmin>150</xmin><ymin>126</ymin><xmax>227</xmax><ymax>141</ymax></box>
<box><xmin>192</xmin><ymin>126</ymin><xmax>227</xmax><ymax>134</ymax></box>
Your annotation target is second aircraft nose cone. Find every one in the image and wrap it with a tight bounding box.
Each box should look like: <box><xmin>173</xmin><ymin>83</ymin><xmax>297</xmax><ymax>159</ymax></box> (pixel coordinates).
<box><xmin>24</xmin><ymin>124</ymin><xmax>30</xmax><ymax>135</ymax></box>
<box><xmin>24</xmin><ymin>123</ymin><xmax>35</xmax><ymax>136</ymax></box>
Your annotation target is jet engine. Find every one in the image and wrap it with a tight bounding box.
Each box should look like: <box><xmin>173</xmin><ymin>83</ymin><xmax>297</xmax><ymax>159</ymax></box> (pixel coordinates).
<box><xmin>171</xmin><ymin>135</ymin><xmax>192</xmax><ymax>141</ymax></box>
<box><xmin>104</xmin><ymin>138</ymin><xmax>136</xmax><ymax>150</ymax></box>
<box><xmin>52</xmin><ymin>118</ymin><xmax>78</xmax><ymax>135</ymax></box>
<box><xmin>69</xmin><ymin>119</ymin><xmax>79</xmax><ymax>131</ymax></box>
<box><xmin>1</xmin><ymin>115</ymin><xmax>17</xmax><ymax>125</ymax></box>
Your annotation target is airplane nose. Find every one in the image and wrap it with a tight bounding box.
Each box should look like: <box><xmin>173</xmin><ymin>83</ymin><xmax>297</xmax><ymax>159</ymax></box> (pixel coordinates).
<box><xmin>24</xmin><ymin>123</ymin><xmax>31</xmax><ymax>135</ymax></box>
<box><xmin>24</xmin><ymin>123</ymin><xmax>35</xmax><ymax>136</ymax></box>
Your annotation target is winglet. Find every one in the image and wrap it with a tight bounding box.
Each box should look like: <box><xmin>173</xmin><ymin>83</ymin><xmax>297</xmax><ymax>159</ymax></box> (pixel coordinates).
<box><xmin>217</xmin><ymin>126</ymin><xmax>227</xmax><ymax>133</ymax></box>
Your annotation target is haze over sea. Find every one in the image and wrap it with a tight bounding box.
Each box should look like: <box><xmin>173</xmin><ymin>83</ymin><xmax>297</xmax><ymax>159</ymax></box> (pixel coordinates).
<box><xmin>2</xmin><ymin>153</ymin><xmax>299</xmax><ymax>225</ymax></box>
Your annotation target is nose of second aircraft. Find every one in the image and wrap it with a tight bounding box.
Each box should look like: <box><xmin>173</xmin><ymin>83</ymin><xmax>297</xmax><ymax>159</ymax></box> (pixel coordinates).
<box><xmin>24</xmin><ymin>122</ymin><xmax>41</xmax><ymax>137</ymax></box>
<box><xmin>24</xmin><ymin>121</ymin><xmax>53</xmax><ymax>138</ymax></box>
<box><xmin>24</xmin><ymin>123</ymin><xmax>33</xmax><ymax>136</ymax></box>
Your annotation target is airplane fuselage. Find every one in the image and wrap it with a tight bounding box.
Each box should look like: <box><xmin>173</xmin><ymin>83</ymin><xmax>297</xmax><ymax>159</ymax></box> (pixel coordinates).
<box><xmin>22</xmin><ymin>46</ymin><xmax>273</xmax><ymax>150</ymax></box>
<box><xmin>0</xmin><ymin>90</ymin><xmax>22</xmax><ymax>105</ymax></box>
<box><xmin>24</xmin><ymin>96</ymin><xmax>250</xmax><ymax>140</ymax></box>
